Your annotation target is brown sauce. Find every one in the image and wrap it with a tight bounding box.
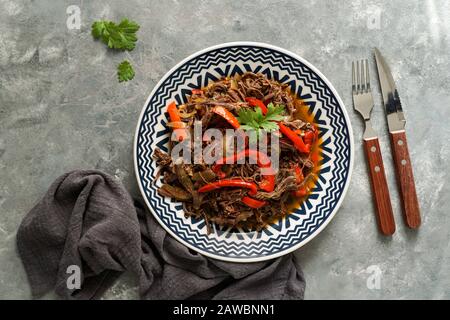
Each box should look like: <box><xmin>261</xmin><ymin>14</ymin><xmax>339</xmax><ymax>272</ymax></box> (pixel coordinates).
<box><xmin>240</xmin><ymin>96</ymin><xmax>322</xmax><ymax>231</ymax></box>
<box><xmin>285</xmin><ymin>98</ymin><xmax>322</xmax><ymax>211</ymax></box>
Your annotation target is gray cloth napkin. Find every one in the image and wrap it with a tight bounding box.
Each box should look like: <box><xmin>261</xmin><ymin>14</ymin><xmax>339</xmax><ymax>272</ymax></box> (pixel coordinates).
<box><xmin>16</xmin><ymin>170</ymin><xmax>305</xmax><ymax>300</ymax></box>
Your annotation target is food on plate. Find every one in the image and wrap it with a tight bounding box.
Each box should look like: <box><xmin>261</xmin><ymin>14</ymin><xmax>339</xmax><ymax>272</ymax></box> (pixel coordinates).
<box><xmin>153</xmin><ymin>72</ymin><xmax>320</xmax><ymax>232</ymax></box>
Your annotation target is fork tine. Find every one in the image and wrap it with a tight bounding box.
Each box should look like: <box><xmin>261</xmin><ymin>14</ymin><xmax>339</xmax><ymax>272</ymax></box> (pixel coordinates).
<box><xmin>365</xmin><ymin>59</ymin><xmax>370</xmax><ymax>91</ymax></box>
<box><xmin>352</xmin><ymin>58</ymin><xmax>374</xmax><ymax>120</ymax></box>
<box><xmin>360</xmin><ymin>60</ymin><xmax>365</xmax><ymax>92</ymax></box>
<box><xmin>356</xmin><ymin>60</ymin><xmax>361</xmax><ymax>93</ymax></box>
<box><xmin>352</xmin><ymin>61</ymin><xmax>356</xmax><ymax>92</ymax></box>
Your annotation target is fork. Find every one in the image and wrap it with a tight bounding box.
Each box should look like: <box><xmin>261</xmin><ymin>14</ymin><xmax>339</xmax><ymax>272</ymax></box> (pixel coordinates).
<box><xmin>352</xmin><ymin>59</ymin><xmax>396</xmax><ymax>235</ymax></box>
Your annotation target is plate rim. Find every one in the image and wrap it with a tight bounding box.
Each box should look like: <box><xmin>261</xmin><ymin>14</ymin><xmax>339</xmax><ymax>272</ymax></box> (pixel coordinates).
<box><xmin>133</xmin><ymin>41</ymin><xmax>354</xmax><ymax>263</ymax></box>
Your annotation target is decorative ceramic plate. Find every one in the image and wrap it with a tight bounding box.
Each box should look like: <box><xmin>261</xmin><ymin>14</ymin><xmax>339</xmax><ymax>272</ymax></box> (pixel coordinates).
<box><xmin>134</xmin><ymin>42</ymin><xmax>353</xmax><ymax>262</ymax></box>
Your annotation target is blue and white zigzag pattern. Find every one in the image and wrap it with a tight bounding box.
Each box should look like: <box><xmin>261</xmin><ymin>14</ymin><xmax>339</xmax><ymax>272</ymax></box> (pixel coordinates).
<box><xmin>136</xmin><ymin>45</ymin><xmax>351</xmax><ymax>259</ymax></box>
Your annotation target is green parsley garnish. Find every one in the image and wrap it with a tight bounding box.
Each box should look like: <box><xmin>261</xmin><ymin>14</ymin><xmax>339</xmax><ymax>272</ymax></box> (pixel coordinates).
<box><xmin>91</xmin><ymin>18</ymin><xmax>140</xmax><ymax>83</ymax></box>
<box><xmin>117</xmin><ymin>60</ymin><xmax>135</xmax><ymax>82</ymax></box>
<box><xmin>91</xmin><ymin>19</ymin><xmax>140</xmax><ymax>51</ymax></box>
<box><xmin>237</xmin><ymin>103</ymin><xmax>285</xmax><ymax>139</ymax></box>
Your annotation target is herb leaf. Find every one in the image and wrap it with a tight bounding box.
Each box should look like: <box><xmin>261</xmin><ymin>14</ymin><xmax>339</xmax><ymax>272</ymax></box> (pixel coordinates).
<box><xmin>237</xmin><ymin>103</ymin><xmax>286</xmax><ymax>138</ymax></box>
<box><xmin>236</xmin><ymin>108</ymin><xmax>253</xmax><ymax>124</ymax></box>
<box><xmin>117</xmin><ymin>60</ymin><xmax>135</xmax><ymax>82</ymax></box>
<box><xmin>259</xmin><ymin>121</ymin><xmax>279</xmax><ymax>132</ymax></box>
<box><xmin>264</xmin><ymin>103</ymin><xmax>286</xmax><ymax>122</ymax></box>
<box><xmin>92</xmin><ymin>19</ymin><xmax>140</xmax><ymax>51</ymax></box>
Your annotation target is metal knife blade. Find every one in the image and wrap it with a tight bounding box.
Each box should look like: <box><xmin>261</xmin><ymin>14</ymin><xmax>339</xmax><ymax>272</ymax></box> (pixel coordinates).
<box><xmin>374</xmin><ymin>48</ymin><xmax>421</xmax><ymax>229</ymax></box>
<box><xmin>374</xmin><ymin>48</ymin><xmax>406</xmax><ymax>133</ymax></box>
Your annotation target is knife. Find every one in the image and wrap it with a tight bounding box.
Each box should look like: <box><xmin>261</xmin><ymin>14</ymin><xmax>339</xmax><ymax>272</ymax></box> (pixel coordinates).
<box><xmin>374</xmin><ymin>48</ymin><xmax>421</xmax><ymax>229</ymax></box>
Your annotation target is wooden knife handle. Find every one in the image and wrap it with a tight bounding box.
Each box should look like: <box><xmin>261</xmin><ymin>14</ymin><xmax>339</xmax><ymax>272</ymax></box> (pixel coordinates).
<box><xmin>364</xmin><ymin>138</ymin><xmax>396</xmax><ymax>235</ymax></box>
<box><xmin>390</xmin><ymin>131</ymin><xmax>421</xmax><ymax>229</ymax></box>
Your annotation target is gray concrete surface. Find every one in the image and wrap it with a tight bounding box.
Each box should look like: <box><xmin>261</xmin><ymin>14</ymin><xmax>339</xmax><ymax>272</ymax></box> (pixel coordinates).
<box><xmin>0</xmin><ymin>0</ymin><xmax>449</xmax><ymax>300</ymax></box>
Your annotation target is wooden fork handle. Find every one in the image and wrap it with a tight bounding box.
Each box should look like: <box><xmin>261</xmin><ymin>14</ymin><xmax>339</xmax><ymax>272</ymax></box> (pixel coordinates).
<box><xmin>364</xmin><ymin>138</ymin><xmax>396</xmax><ymax>235</ymax></box>
<box><xmin>390</xmin><ymin>131</ymin><xmax>421</xmax><ymax>229</ymax></box>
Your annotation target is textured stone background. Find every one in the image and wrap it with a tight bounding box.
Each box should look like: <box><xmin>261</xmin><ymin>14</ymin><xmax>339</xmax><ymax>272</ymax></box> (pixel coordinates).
<box><xmin>0</xmin><ymin>0</ymin><xmax>449</xmax><ymax>299</ymax></box>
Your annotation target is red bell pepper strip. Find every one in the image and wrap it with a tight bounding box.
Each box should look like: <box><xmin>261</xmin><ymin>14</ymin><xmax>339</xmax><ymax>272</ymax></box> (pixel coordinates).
<box><xmin>304</xmin><ymin>130</ymin><xmax>315</xmax><ymax>145</ymax></box>
<box><xmin>293</xmin><ymin>187</ymin><xmax>309</xmax><ymax>197</ymax></box>
<box><xmin>245</xmin><ymin>97</ymin><xmax>268</xmax><ymax>115</ymax></box>
<box><xmin>191</xmin><ymin>89</ymin><xmax>203</xmax><ymax>95</ymax></box>
<box><xmin>211</xmin><ymin>106</ymin><xmax>240</xmax><ymax>129</ymax></box>
<box><xmin>212</xmin><ymin>167</ymin><xmax>227</xmax><ymax>179</ymax></box>
<box><xmin>259</xmin><ymin>174</ymin><xmax>275</xmax><ymax>193</ymax></box>
<box><xmin>311</xmin><ymin>151</ymin><xmax>320</xmax><ymax>165</ymax></box>
<box><xmin>214</xmin><ymin>149</ymin><xmax>270</xmax><ymax>167</ymax></box>
<box><xmin>278</xmin><ymin>123</ymin><xmax>310</xmax><ymax>154</ymax></box>
<box><xmin>167</xmin><ymin>101</ymin><xmax>188</xmax><ymax>141</ymax></box>
<box><xmin>198</xmin><ymin>179</ymin><xmax>258</xmax><ymax>196</ymax></box>
<box><xmin>212</xmin><ymin>149</ymin><xmax>275</xmax><ymax>192</ymax></box>
<box><xmin>293</xmin><ymin>165</ymin><xmax>304</xmax><ymax>184</ymax></box>
<box><xmin>292</xmin><ymin>164</ymin><xmax>308</xmax><ymax>197</ymax></box>
<box><xmin>241</xmin><ymin>196</ymin><xmax>267</xmax><ymax>209</ymax></box>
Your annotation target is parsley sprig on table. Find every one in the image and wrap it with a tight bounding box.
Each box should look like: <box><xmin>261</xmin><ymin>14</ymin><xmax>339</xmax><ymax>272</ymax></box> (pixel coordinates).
<box><xmin>91</xmin><ymin>19</ymin><xmax>140</xmax><ymax>83</ymax></box>
<box><xmin>117</xmin><ymin>60</ymin><xmax>135</xmax><ymax>82</ymax></box>
<box><xmin>237</xmin><ymin>103</ymin><xmax>285</xmax><ymax>139</ymax></box>
<box><xmin>92</xmin><ymin>19</ymin><xmax>140</xmax><ymax>51</ymax></box>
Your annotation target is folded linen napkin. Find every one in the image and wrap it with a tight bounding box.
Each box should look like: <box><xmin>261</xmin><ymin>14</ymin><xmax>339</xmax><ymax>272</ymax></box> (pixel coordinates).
<box><xmin>16</xmin><ymin>170</ymin><xmax>305</xmax><ymax>300</ymax></box>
